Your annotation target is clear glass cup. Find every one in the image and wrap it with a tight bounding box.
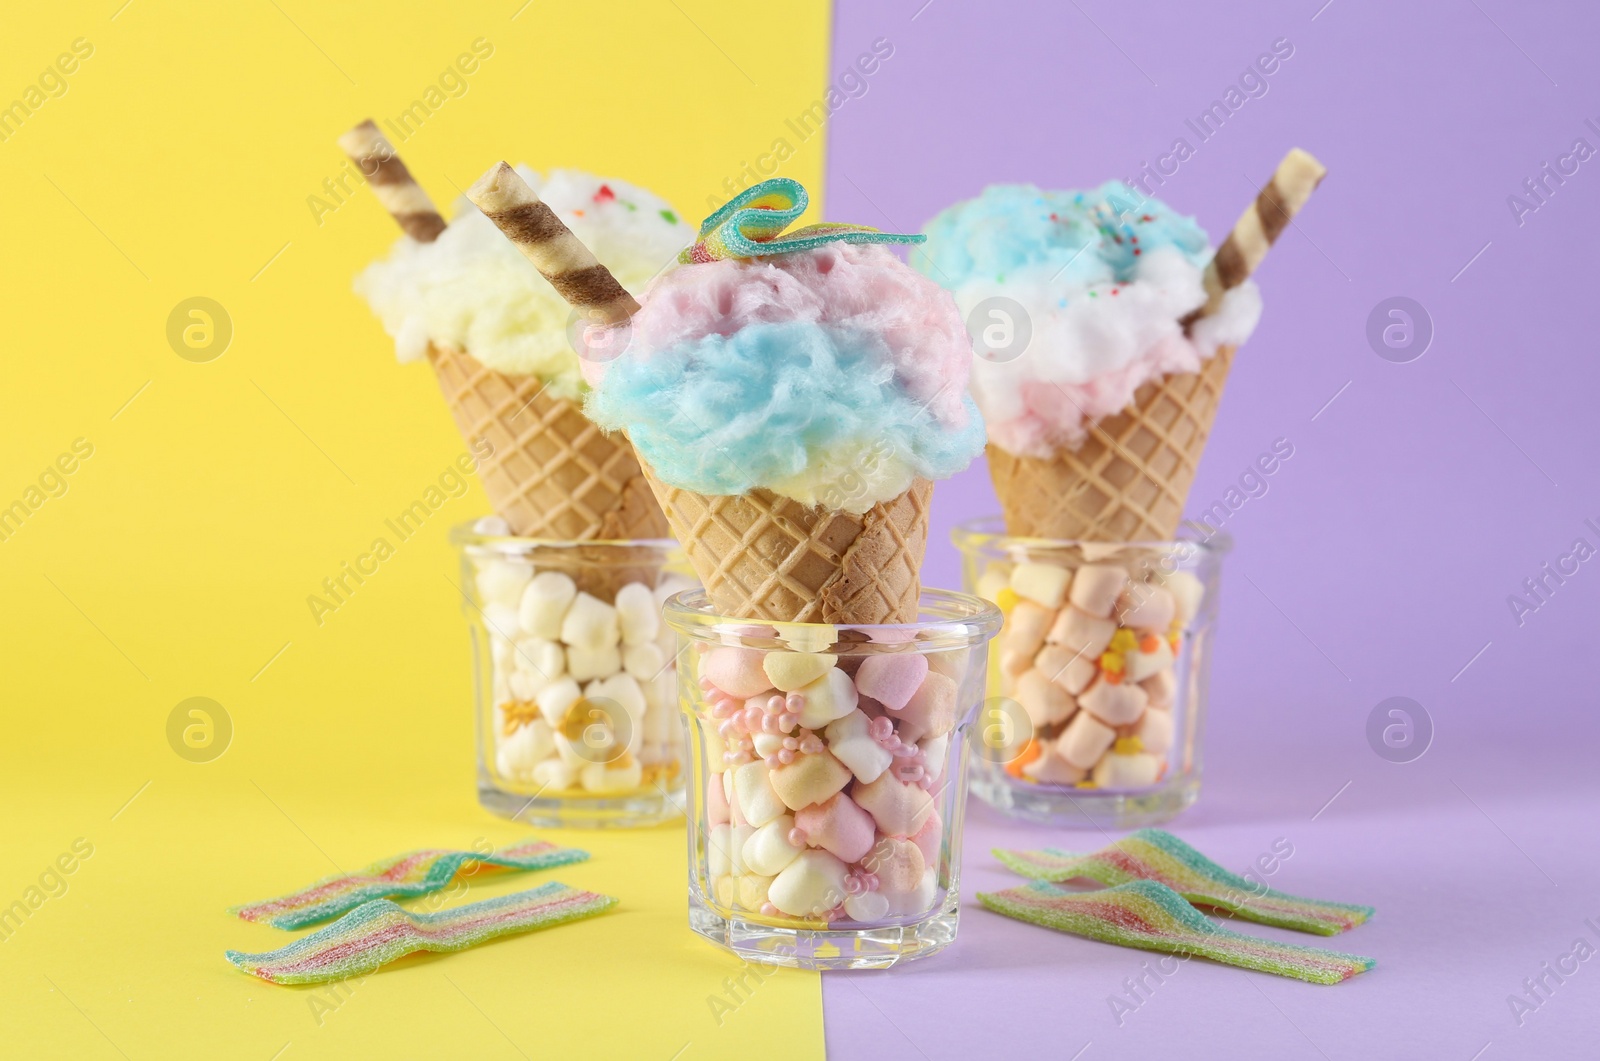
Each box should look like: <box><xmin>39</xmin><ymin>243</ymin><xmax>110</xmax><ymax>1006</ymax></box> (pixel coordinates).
<box><xmin>952</xmin><ymin>517</ymin><xmax>1228</xmax><ymax>829</ymax></box>
<box><xmin>452</xmin><ymin>519</ymin><xmax>695</xmax><ymax>828</ymax></box>
<box><xmin>664</xmin><ymin>588</ymin><xmax>1002</xmax><ymax>970</ymax></box>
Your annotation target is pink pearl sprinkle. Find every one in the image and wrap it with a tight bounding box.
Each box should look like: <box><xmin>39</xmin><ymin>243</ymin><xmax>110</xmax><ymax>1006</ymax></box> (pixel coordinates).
<box><xmin>779</xmin><ymin>712</ymin><xmax>799</xmax><ymax>733</ymax></box>
<box><xmin>741</xmin><ymin>706</ymin><xmax>763</xmax><ymax>729</ymax></box>
<box><xmin>782</xmin><ymin>736</ymin><xmax>799</xmax><ymax>750</ymax></box>
<box><xmin>765</xmin><ymin>754</ymin><xmax>783</xmax><ymax>769</ymax></box>
<box><xmin>864</xmin><ymin>873</ymin><xmax>880</xmax><ymax>891</ymax></box>
<box><xmin>777</xmin><ymin>748</ymin><xmax>795</xmax><ymax>765</ymax></box>
<box><xmin>843</xmin><ymin>876</ymin><xmax>864</xmax><ymax>895</ymax></box>
<box><xmin>761</xmin><ymin>903</ymin><xmax>778</xmax><ymax>916</ymax></box>
<box><xmin>718</xmin><ymin>719</ymin><xmax>738</xmax><ymax>738</ymax></box>
<box><xmin>868</xmin><ymin>716</ymin><xmax>894</xmax><ymax>741</ymax></box>
<box><xmin>785</xmin><ymin>692</ymin><xmax>805</xmax><ymax>712</ymax></box>
<box><xmin>765</xmin><ymin>694</ymin><xmax>785</xmax><ymax>712</ymax></box>
<box><xmin>800</xmin><ymin>736</ymin><xmax>823</xmax><ymax>755</ymax></box>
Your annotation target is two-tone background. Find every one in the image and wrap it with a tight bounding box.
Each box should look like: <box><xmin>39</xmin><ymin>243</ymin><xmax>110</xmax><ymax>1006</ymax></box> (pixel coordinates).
<box><xmin>4</xmin><ymin>1</ymin><xmax>1597</xmax><ymax>1057</ymax></box>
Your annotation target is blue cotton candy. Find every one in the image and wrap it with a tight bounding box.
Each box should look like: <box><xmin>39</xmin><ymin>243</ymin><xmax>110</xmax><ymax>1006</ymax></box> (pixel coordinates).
<box><xmin>587</xmin><ymin>320</ymin><xmax>986</xmax><ymax>511</ymax></box>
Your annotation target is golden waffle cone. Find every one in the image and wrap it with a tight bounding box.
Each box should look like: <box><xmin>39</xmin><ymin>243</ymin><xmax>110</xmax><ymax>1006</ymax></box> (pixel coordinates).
<box><xmin>987</xmin><ymin>345</ymin><xmax>1235</xmax><ymax>541</ymax></box>
<box><xmin>641</xmin><ymin>467</ymin><xmax>933</xmax><ymax>624</ymax></box>
<box><xmin>426</xmin><ymin>344</ymin><xmax>669</xmax><ymax>542</ymax></box>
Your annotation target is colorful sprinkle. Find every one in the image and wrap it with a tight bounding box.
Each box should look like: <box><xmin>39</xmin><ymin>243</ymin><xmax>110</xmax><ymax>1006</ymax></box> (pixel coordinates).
<box><xmin>226</xmin><ymin>883</ymin><xmax>616</xmax><ymax>984</ymax></box>
<box><xmin>978</xmin><ymin>879</ymin><xmax>1374</xmax><ymax>985</ymax></box>
<box><xmin>993</xmin><ymin>829</ymin><xmax>1374</xmax><ymax>936</ymax></box>
<box><xmin>231</xmin><ymin>841</ymin><xmax>588</xmax><ymax>930</ymax></box>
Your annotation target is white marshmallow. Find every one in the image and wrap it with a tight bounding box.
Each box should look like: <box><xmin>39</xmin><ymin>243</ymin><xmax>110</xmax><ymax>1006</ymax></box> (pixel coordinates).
<box><xmin>775</xmin><ymin>622</ymin><xmax>838</xmax><ymax>654</ymax></box>
<box><xmin>593</xmin><ymin>673</ymin><xmax>647</xmax><ymax>722</ymax></box>
<box><xmin>580</xmin><ymin>757</ymin><xmax>642</xmax><ymax>793</ymax></box>
<box><xmin>1069</xmin><ymin>564</ymin><xmax>1129</xmax><ymax>618</ymax></box>
<box><xmin>1003</xmin><ymin>601</ymin><xmax>1052</xmax><ymax>657</ymax></box>
<box><xmin>1137</xmin><ymin>707</ymin><xmax>1174</xmax><ymax>757</ymax></box>
<box><xmin>484</xmin><ymin>603</ymin><xmax>521</xmax><ymax>648</ymax></box>
<box><xmin>823</xmin><ymin>709</ymin><xmax>894</xmax><ymax>784</ymax></box>
<box><xmin>921</xmin><ymin>733</ymin><xmax>951</xmax><ymax>783</ymax></box>
<box><xmin>560</xmin><ymin>592</ymin><xmax>620</xmax><ymax>651</ymax></box>
<box><xmin>1022</xmin><ymin>748</ymin><xmax>1087</xmax><ymax>785</ymax></box>
<box><xmin>615</xmin><ymin>582</ymin><xmax>661</xmax><ymax>645</ymax></box>
<box><xmin>1015</xmin><ymin>669</ymin><xmax>1075</xmax><ymax>728</ymax></box>
<box><xmin>752</xmin><ymin>732</ymin><xmax>786</xmax><ymax>759</ymax></box>
<box><xmin>475</xmin><ymin>560</ymin><xmax>533</xmax><ymax>609</ymax></box>
<box><xmin>843</xmin><ymin>889</ymin><xmax>890</xmax><ymax>922</ymax></box>
<box><xmin>742</xmin><ymin>815</ymin><xmax>805</xmax><ymax>876</ymax></box>
<box><xmin>768</xmin><ymin>850</ymin><xmax>850</xmax><ymax>918</ymax></box>
<box><xmin>1056</xmin><ymin>710</ymin><xmax>1116</xmax><ymax>770</ymax></box>
<box><xmin>728</xmin><ymin>823</ymin><xmax>755</xmax><ymax>876</ymax></box>
<box><xmin>976</xmin><ymin>566</ymin><xmax>1012</xmax><ymax>604</ymax></box>
<box><xmin>535</xmin><ymin>678</ymin><xmax>583</xmax><ymax>728</ymax></box>
<box><xmin>1123</xmin><ymin>639</ymin><xmax>1175</xmax><ymax>683</ymax></box>
<box><xmin>519</xmin><ymin>572</ymin><xmax>577</xmax><ymax>640</ymax></box>
<box><xmin>507</xmin><ymin>669</ymin><xmax>548</xmax><ymax>703</ymax></box>
<box><xmin>642</xmin><ymin>701</ymin><xmax>674</xmax><ymax>744</ymax></box>
<box><xmin>1011</xmin><ymin>562</ymin><xmax>1073</xmax><ymax>608</ymax></box>
<box><xmin>567</xmin><ymin>643</ymin><xmax>622</xmax><ymax>683</ymax></box>
<box><xmin>1116</xmin><ymin>584</ymin><xmax>1176</xmax><ymax>632</ymax></box>
<box><xmin>1047</xmin><ymin>607</ymin><xmax>1116</xmax><ymax>658</ymax></box>
<box><xmin>884</xmin><ymin>867</ymin><xmax>937</xmax><ymax>917</ymax></box>
<box><xmin>764</xmin><ymin>652</ymin><xmax>837</xmax><ymax>692</ymax></box>
<box><xmin>1078</xmin><ymin>677</ymin><xmax>1149</xmax><ymax>726</ymax></box>
<box><xmin>709</xmin><ymin>824</ymin><xmax>733</xmax><ymax>877</ymax></box>
<box><xmin>495</xmin><ymin>719</ymin><xmax>554</xmax><ymax>780</ymax></box>
<box><xmin>513</xmin><ymin>638</ymin><xmax>565</xmax><ymax>680</ymax></box>
<box><xmin>738</xmin><ymin>874</ymin><xmax>774</xmax><ymax>910</ymax></box>
<box><xmin>732</xmin><ymin>761</ymin><xmax>787</xmax><ymax>827</ymax></box>
<box><xmin>1141</xmin><ymin>668</ymin><xmax>1176</xmax><ymax>709</ymax></box>
<box><xmin>623</xmin><ymin>641</ymin><xmax>667</xmax><ymax>681</ymax></box>
<box><xmin>794</xmin><ymin>667</ymin><xmax>859</xmax><ymax>730</ymax></box>
<box><xmin>1092</xmin><ymin>752</ymin><xmax>1161</xmax><ymax>789</ymax></box>
<box><xmin>531</xmin><ymin>758</ymin><xmax>577</xmax><ymax>791</ymax></box>
<box><xmin>1165</xmin><ymin>571</ymin><xmax>1206</xmax><ymax>627</ymax></box>
<box><xmin>1035</xmin><ymin>643</ymin><xmax>1097</xmax><ymax>696</ymax></box>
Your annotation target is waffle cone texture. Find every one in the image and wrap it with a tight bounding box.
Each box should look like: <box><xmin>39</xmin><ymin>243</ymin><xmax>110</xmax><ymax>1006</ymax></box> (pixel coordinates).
<box><xmin>426</xmin><ymin>344</ymin><xmax>669</xmax><ymax>541</ymax></box>
<box><xmin>641</xmin><ymin>468</ymin><xmax>932</xmax><ymax>625</ymax></box>
<box><xmin>988</xmin><ymin>346</ymin><xmax>1235</xmax><ymax>542</ymax></box>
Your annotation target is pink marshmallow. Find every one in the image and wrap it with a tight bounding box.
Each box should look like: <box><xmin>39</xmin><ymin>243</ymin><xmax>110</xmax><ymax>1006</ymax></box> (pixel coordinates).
<box><xmin>1047</xmin><ymin>607</ymin><xmax>1116</xmax><ymax>658</ymax></box>
<box><xmin>1116</xmin><ymin>584</ymin><xmax>1176</xmax><ymax>632</ymax></box>
<box><xmin>1141</xmin><ymin>668</ymin><xmax>1176</xmax><ymax>709</ymax></box>
<box><xmin>1077</xmin><ymin>677</ymin><xmax>1149</xmax><ymax>726</ymax></box>
<box><xmin>852</xmin><ymin>773</ymin><xmax>934</xmax><ymax>838</ymax></box>
<box><xmin>793</xmin><ymin>792</ymin><xmax>877</xmax><ymax>864</ymax></box>
<box><xmin>707</xmin><ymin>776</ymin><xmax>731</xmax><ymax>826</ymax></box>
<box><xmin>1068</xmin><ymin>564</ymin><xmax>1129</xmax><ymax>618</ymax></box>
<box><xmin>863</xmin><ymin>836</ymin><xmax>925</xmax><ymax>893</ymax></box>
<box><xmin>909</xmin><ymin>807</ymin><xmax>942</xmax><ymax>865</ymax></box>
<box><xmin>1056</xmin><ymin>710</ymin><xmax>1116</xmax><ymax>770</ymax></box>
<box><xmin>1003</xmin><ymin>601</ymin><xmax>1053</xmax><ymax>657</ymax></box>
<box><xmin>702</xmin><ymin>646</ymin><xmax>775</xmax><ymax>699</ymax></box>
<box><xmin>1035</xmin><ymin>643</ymin><xmax>1097</xmax><ymax>696</ymax></box>
<box><xmin>889</xmin><ymin>671</ymin><xmax>959</xmax><ymax>744</ymax></box>
<box><xmin>854</xmin><ymin>654</ymin><xmax>929</xmax><ymax>711</ymax></box>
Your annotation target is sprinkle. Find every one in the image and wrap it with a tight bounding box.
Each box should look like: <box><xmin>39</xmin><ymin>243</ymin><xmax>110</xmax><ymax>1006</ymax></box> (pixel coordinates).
<box><xmin>978</xmin><ymin>880</ymin><xmax>1374</xmax><ymax>985</ymax></box>
<box><xmin>660</xmin><ymin>209</ymin><xmax>678</xmax><ymax>224</ymax></box>
<box><xmin>993</xmin><ymin>829</ymin><xmax>1375</xmax><ymax>936</ymax></box>
<box><xmin>226</xmin><ymin>883</ymin><xmax>616</xmax><ymax>984</ymax></box>
<box><xmin>594</xmin><ymin>184</ymin><xmax>616</xmax><ymax>203</ymax></box>
<box><xmin>231</xmin><ymin>841</ymin><xmax>588</xmax><ymax>929</ymax></box>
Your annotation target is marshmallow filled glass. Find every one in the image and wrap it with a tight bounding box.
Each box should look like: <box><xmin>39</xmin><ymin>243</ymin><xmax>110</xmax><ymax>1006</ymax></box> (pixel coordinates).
<box><xmin>454</xmin><ymin>521</ymin><xmax>695</xmax><ymax>828</ymax></box>
<box><xmin>953</xmin><ymin>518</ymin><xmax>1226</xmax><ymax>829</ymax></box>
<box><xmin>665</xmin><ymin>589</ymin><xmax>1001</xmax><ymax>970</ymax></box>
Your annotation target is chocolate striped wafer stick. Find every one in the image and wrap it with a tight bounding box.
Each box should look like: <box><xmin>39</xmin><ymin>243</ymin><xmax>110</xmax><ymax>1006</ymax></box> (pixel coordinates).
<box><xmin>466</xmin><ymin>161</ymin><xmax>641</xmax><ymax>326</ymax></box>
<box><xmin>337</xmin><ymin>119</ymin><xmax>447</xmax><ymax>243</ymax></box>
<box><xmin>1183</xmin><ymin>147</ymin><xmax>1326</xmax><ymax>329</ymax></box>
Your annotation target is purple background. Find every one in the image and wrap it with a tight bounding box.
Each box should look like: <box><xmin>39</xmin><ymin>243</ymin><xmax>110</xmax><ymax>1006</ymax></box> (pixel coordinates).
<box><xmin>822</xmin><ymin>0</ymin><xmax>1600</xmax><ymax>1056</ymax></box>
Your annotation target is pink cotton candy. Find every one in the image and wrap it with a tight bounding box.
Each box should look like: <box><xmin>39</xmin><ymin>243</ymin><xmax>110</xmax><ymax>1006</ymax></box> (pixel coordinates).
<box><xmin>589</xmin><ymin>244</ymin><xmax>973</xmax><ymax>432</ymax></box>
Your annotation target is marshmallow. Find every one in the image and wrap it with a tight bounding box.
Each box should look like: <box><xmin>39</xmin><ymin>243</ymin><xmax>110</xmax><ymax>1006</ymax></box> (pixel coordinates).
<box><xmin>591</xmin><ymin>672</ymin><xmax>646</xmax><ymax>722</ymax></box>
<box><xmin>531</xmin><ymin>757</ymin><xmax>577</xmax><ymax>791</ymax></box>
<box><xmin>519</xmin><ymin>571</ymin><xmax>577</xmax><ymax>640</ymax></box>
<box><xmin>852</xmin><ymin>773</ymin><xmax>934</xmax><ymax>838</ymax></box>
<box><xmin>762</xmin><ymin>652</ymin><xmax>837</xmax><ymax>692</ymax></box>
<box><xmin>495</xmin><ymin>719</ymin><xmax>554</xmax><ymax>780</ymax></box>
<box><xmin>535</xmin><ymin>678</ymin><xmax>583</xmax><ymax>728</ymax></box>
<box><xmin>729</xmin><ymin>823</ymin><xmax>755</xmax><ymax>875</ymax></box>
<box><xmin>1123</xmin><ymin>638</ymin><xmax>1175</xmax><ymax>683</ymax></box>
<box><xmin>769</xmin><ymin>750</ymin><xmax>852</xmax><ymax>811</ymax></box>
<box><xmin>927</xmin><ymin>649</ymin><xmax>969</xmax><ymax>686</ymax></box>
<box><xmin>1137</xmin><ymin>706</ymin><xmax>1174</xmax><ymax>757</ymax></box>
<box><xmin>843</xmin><ymin>889</ymin><xmax>890</xmax><ymax>922</ymax></box>
<box><xmin>507</xmin><ymin>669</ymin><xmax>548</xmax><ymax>703</ymax></box>
<box><xmin>776</xmin><ymin>622</ymin><xmax>837</xmax><ymax>654</ymax></box>
<box><xmin>738</xmin><ymin>874</ymin><xmax>774</xmax><ymax>910</ymax></box>
<box><xmin>708</xmin><ymin>775</ymin><xmax>731</xmax><ymax>825</ymax></box>
<box><xmin>794</xmin><ymin>667</ymin><xmax>859</xmax><ymax>730</ymax></box>
<box><xmin>921</xmin><ymin>733</ymin><xmax>950</xmax><ymax>783</ymax></box>
<box><xmin>1011</xmin><ymin>562</ymin><xmax>1073</xmax><ymax>608</ymax></box>
<box><xmin>1034</xmin><ymin>643</ymin><xmax>1097</xmax><ymax>696</ymax></box>
<box><xmin>642</xmin><ymin>696</ymin><xmax>674</xmax><ymax>744</ymax></box>
<box><xmin>714</xmin><ymin>875</ymin><xmax>736</xmax><ymax>908</ymax></box>
<box><xmin>1141</xmin><ymin>668</ymin><xmax>1176</xmax><ymax>710</ymax></box>
<box><xmin>701</xmin><ymin>646</ymin><xmax>773</xmax><ymax>699</ymax></box>
<box><xmin>732</xmin><ymin>760</ymin><xmax>787</xmax><ymax>827</ymax></box>
<box><xmin>614</xmin><ymin>582</ymin><xmax>660</xmax><ymax>645</ymax></box>
<box><xmin>1056</xmin><ymin>710</ymin><xmax>1116</xmax><ymax>770</ymax></box>
<box><xmin>891</xmin><ymin>671</ymin><xmax>959</xmax><ymax>744</ymax></box>
<box><xmin>743</xmin><ymin>815</ymin><xmax>805</xmax><ymax>876</ymax></box>
<box><xmin>1117</xmin><ymin>584</ymin><xmax>1176</xmax><ymax>632</ymax></box>
<box><xmin>567</xmin><ymin>643</ymin><xmax>622</xmax><ymax>683</ymax></box>
<box><xmin>485</xmin><ymin>604</ymin><xmax>520</xmax><ymax>653</ymax></box>
<box><xmin>823</xmin><ymin>709</ymin><xmax>894</xmax><ymax>784</ymax></box>
<box><xmin>1047</xmin><ymin>607</ymin><xmax>1116</xmax><ymax>658</ymax></box>
<box><xmin>1015</xmin><ymin>669</ymin><xmax>1074</xmax><ymax>729</ymax></box>
<box><xmin>752</xmin><ymin>731</ymin><xmax>786</xmax><ymax>759</ymax></box>
<box><xmin>1165</xmin><ymin>571</ymin><xmax>1206</xmax><ymax>626</ymax></box>
<box><xmin>580</xmin><ymin>756</ymin><xmax>642</xmax><ymax>793</ymax></box>
<box><xmin>623</xmin><ymin>641</ymin><xmax>667</xmax><ymax>682</ymax></box>
<box><xmin>1023</xmin><ymin>749</ymin><xmax>1087</xmax><ymax>785</ymax></box>
<box><xmin>886</xmin><ymin>868</ymin><xmax>938</xmax><ymax>917</ymax></box>
<box><xmin>709</xmin><ymin>824</ymin><xmax>733</xmax><ymax>877</ymax></box>
<box><xmin>865</xmin><ymin>836</ymin><xmax>925</xmax><ymax>895</ymax></box>
<box><xmin>1069</xmin><ymin>564</ymin><xmax>1128</xmax><ymax>618</ymax></box>
<box><xmin>976</xmin><ymin>566</ymin><xmax>1012</xmax><ymax>604</ymax></box>
<box><xmin>1092</xmin><ymin>751</ymin><xmax>1162</xmax><ymax>788</ymax></box>
<box><xmin>909</xmin><ymin>806</ymin><xmax>942</xmax><ymax>865</ymax></box>
<box><xmin>1078</xmin><ymin>677</ymin><xmax>1149</xmax><ymax>726</ymax></box>
<box><xmin>768</xmin><ymin>850</ymin><xmax>850</xmax><ymax>918</ymax></box>
<box><xmin>794</xmin><ymin>793</ymin><xmax>877</xmax><ymax>863</ymax></box>
<box><xmin>999</xmin><ymin>647</ymin><xmax>1035</xmax><ymax>682</ymax></box>
<box><xmin>475</xmin><ymin>560</ymin><xmax>532</xmax><ymax>609</ymax></box>
<box><xmin>1003</xmin><ymin>601</ymin><xmax>1053</xmax><ymax>657</ymax></box>
<box><xmin>513</xmin><ymin>638</ymin><xmax>566</xmax><ymax>682</ymax></box>
<box><xmin>560</xmin><ymin>592</ymin><xmax>620</xmax><ymax>651</ymax></box>
<box><xmin>853</xmin><ymin>654</ymin><xmax>928</xmax><ymax>711</ymax></box>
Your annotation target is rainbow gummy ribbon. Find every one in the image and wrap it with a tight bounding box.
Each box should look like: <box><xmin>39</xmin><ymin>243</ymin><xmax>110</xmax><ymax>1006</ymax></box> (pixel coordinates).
<box><xmin>679</xmin><ymin>177</ymin><xmax>924</xmax><ymax>263</ymax></box>
<box><xmin>995</xmin><ymin>829</ymin><xmax>1373</xmax><ymax>936</ymax></box>
<box><xmin>978</xmin><ymin>880</ymin><xmax>1375</xmax><ymax>985</ymax></box>
<box><xmin>232</xmin><ymin>841</ymin><xmax>588</xmax><ymax>929</ymax></box>
<box><xmin>226</xmin><ymin>882</ymin><xmax>616</xmax><ymax>984</ymax></box>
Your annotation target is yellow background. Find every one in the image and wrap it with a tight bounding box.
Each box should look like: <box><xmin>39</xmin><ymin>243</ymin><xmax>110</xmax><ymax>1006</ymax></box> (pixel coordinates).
<box><xmin>0</xmin><ymin>2</ymin><xmax>832</xmax><ymax>1056</ymax></box>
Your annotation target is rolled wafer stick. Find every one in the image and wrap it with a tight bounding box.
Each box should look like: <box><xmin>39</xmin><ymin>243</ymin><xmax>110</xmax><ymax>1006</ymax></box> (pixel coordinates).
<box><xmin>466</xmin><ymin>161</ymin><xmax>641</xmax><ymax>326</ymax></box>
<box><xmin>337</xmin><ymin>119</ymin><xmax>447</xmax><ymax>244</ymax></box>
<box><xmin>1182</xmin><ymin>147</ymin><xmax>1326</xmax><ymax>329</ymax></box>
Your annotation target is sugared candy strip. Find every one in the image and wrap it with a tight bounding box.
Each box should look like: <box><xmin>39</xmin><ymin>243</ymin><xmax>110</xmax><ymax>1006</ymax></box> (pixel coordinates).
<box><xmin>226</xmin><ymin>883</ymin><xmax>616</xmax><ymax>984</ymax></box>
<box><xmin>993</xmin><ymin>828</ymin><xmax>1374</xmax><ymax>935</ymax></box>
<box><xmin>977</xmin><ymin>879</ymin><xmax>1374</xmax><ymax>984</ymax></box>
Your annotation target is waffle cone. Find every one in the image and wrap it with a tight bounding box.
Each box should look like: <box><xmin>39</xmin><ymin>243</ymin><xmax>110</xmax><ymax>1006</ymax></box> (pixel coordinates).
<box><xmin>988</xmin><ymin>345</ymin><xmax>1235</xmax><ymax>541</ymax></box>
<box><xmin>641</xmin><ymin>468</ymin><xmax>933</xmax><ymax>624</ymax></box>
<box><xmin>426</xmin><ymin>344</ymin><xmax>669</xmax><ymax>541</ymax></box>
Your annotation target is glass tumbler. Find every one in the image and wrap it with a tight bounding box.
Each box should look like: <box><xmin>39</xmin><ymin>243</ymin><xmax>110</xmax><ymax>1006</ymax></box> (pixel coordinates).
<box><xmin>665</xmin><ymin>588</ymin><xmax>1001</xmax><ymax>970</ymax></box>
<box><xmin>953</xmin><ymin>517</ymin><xmax>1227</xmax><ymax>829</ymax></box>
<box><xmin>453</xmin><ymin>519</ymin><xmax>695</xmax><ymax>828</ymax></box>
